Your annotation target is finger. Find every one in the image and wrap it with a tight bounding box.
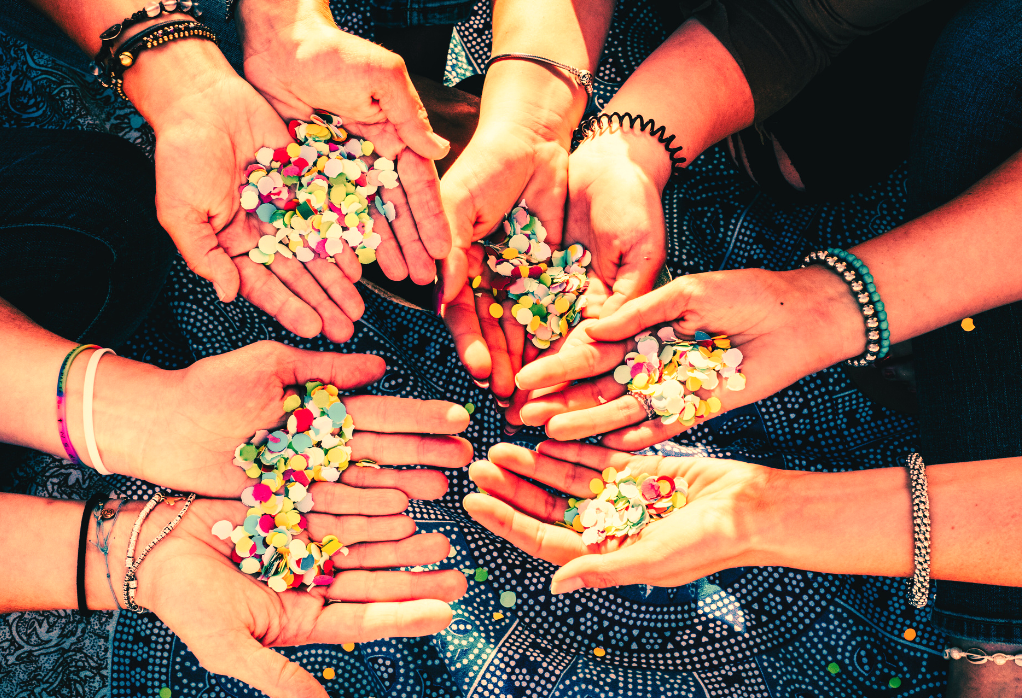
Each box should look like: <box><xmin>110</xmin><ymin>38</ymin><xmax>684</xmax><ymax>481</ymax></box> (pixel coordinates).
<box><xmin>332</xmin><ymin>532</ymin><xmax>452</xmax><ymax>570</ymax></box>
<box><xmin>340</xmin><ymin>465</ymin><xmax>451</xmax><ymax>500</ymax></box>
<box><xmin>307</xmin><ymin>481</ymin><xmax>409</xmax><ymax>515</ymax></box>
<box><xmin>161</xmin><ymin>209</ymin><xmax>241</xmax><ymax>303</ymax></box>
<box><xmin>443</xmin><ymin>282</ymin><xmax>492</xmax><ymax>381</ymax></box>
<box><xmin>601</xmin><ymin>419</ymin><xmax>690</xmax><ymax>452</ymax></box>
<box><xmin>476</xmin><ymin>293</ymin><xmax>515</xmax><ymax>400</ymax></box>
<box><xmin>515</xmin><ymin>340</ymin><xmax>629</xmax><ymax>392</ymax></box>
<box><xmin>440</xmin><ymin>246</ymin><xmax>469</xmax><ymax>305</ymax></box>
<box><xmin>585</xmin><ymin>283</ymin><xmax>687</xmax><ymax>342</ymax></box>
<box><xmin>376</xmin><ymin>61</ymin><xmax>451</xmax><ymax>160</ymax></box>
<box><xmin>326</xmin><ymin>570</ymin><xmax>467</xmax><ymax>603</ymax></box>
<box><xmin>331</xmin><ymin>237</ymin><xmax>364</xmax><ymax>284</ymax></box>
<box><xmin>304</xmin><ymin>257</ymin><xmax>365</xmax><ymax>328</ymax></box>
<box><xmin>484</xmin><ymin>443</ymin><xmax>600</xmax><ymax>499</ymax></box>
<box><xmin>305</xmin><ymin>512</ymin><xmax>417</xmax><ymax>545</ymax></box>
<box><xmin>368</xmin><ymin>205</ymin><xmax>410</xmax><ymax>281</ymax></box>
<box><xmin>207</xmin><ymin>633</ymin><xmax>327</xmax><ymax>698</ymax></box>
<box><xmin>348</xmin><ymin>432</ymin><xmax>473</xmax><ymax>469</ymax></box>
<box><xmin>546</xmin><ymin>394</ymin><xmax>650</xmax><ymax>441</ymax></box>
<box><xmin>342</xmin><ymin>396</ymin><xmax>471</xmax><ymax>434</ymax></box>
<box><xmin>263</xmin><ymin>254</ymin><xmax>354</xmax><ymax>343</ymax></box>
<box><xmin>462</xmin><ymin>492</ymin><xmax>588</xmax><ymax>566</ymax></box>
<box><xmin>309</xmin><ymin>598</ymin><xmax>453</xmax><ymax>644</ymax></box>
<box><xmin>519</xmin><ymin>375</ymin><xmax>625</xmax><ymax>426</ymax></box>
<box><xmin>536</xmin><ymin>439</ymin><xmax>648</xmax><ymax>472</ymax></box>
<box><xmin>505</xmin><ymin>341</ymin><xmax>542</xmax><ymax>424</ymax></box>
<box><xmin>264</xmin><ymin>344</ymin><xmax>386</xmax><ymax>390</ymax></box>
<box><xmin>236</xmin><ymin>259</ymin><xmax>323</xmax><ymax>338</ymax></box>
<box><xmin>468</xmin><ymin>459</ymin><xmax>573</xmax><ymax>523</ymax></box>
<box><xmin>397</xmin><ymin>149</ymin><xmax>451</xmax><ymax>260</ymax></box>
<box><xmin>380</xmin><ymin>181</ymin><xmax>435</xmax><ymax>285</ymax></box>
<box><xmin>499</xmin><ymin>298</ymin><xmax>526</xmax><ymax>386</ymax></box>
<box><xmin>552</xmin><ymin>542</ymin><xmax>666</xmax><ymax>593</ymax></box>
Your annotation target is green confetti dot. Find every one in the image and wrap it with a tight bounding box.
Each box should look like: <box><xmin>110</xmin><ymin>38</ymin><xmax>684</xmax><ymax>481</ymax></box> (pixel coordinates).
<box><xmin>474</xmin><ymin>567</ymin><xmax>488</xmax><ymax>582</ymax></box>
<box><xmin>889</xmin><ymin>677</ymin><xmax>902</xmax><ymax>689</ymax></box>
<box><xmin>826</xmin><ymin>662</ymin><xmax>840</xmax><ymax>675</ymax></box>
<box><xmin>500</xmin><ymin>591</ymin><xmax>517</xmax><ymax>608</ymax></box>
<box><xmin>159</xmin><ymin>688</ymin><xmax>172</xmax><ymax>698</ymax></box>
<box><xmin>465</xmin><ymin>403</ymin><xmax>475</xmax><ymax>415</ymax></box>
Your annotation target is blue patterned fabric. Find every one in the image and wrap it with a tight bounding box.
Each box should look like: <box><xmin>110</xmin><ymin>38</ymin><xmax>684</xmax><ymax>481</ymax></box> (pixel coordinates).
<box><xmin>0</xmin><ymin>1</ymin><xmax>950</xmax><ymax>696</ymax></box>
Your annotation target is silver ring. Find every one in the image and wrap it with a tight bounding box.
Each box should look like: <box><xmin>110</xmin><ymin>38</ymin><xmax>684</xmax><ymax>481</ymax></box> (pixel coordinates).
<box><xmin>631</xmin><ymin>393</ymin><xmax>656</xmax><ymax>421</ymax></box>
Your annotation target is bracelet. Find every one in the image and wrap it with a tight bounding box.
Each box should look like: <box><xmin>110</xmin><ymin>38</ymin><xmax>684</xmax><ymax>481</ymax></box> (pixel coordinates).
<box><xmin>800</xmin><ymin>248</ymin><xmax>891</xmax><ymax>366</ymax></box>
<box><xmin>486</xmin><ymin>53</ymin><xmax>594</xmax><ymax>99</ymax></box>
<box><xmin>945</xmin><ymin>647</ymin><xmax>1022</xmax><ymax>666</ymax></box>
<box><xmin>102</xmin><ymin>20</ymin><xmax>219</xmax><ymax>100</ymax></box>
<box><xmin>83</xmin><ymin>348</ymin><xmax>117</xmax><ymax>476</ymax></box>
<box><xmin>56</xmin><ymin>344</ymin><xmax>99</xmax><ymax>464</ymax></box>
<box><xmin>572</xmin><ymin>112</ymin><xmax>687</xmax><ymax>177</ymax></box>
<box><xmin>225</xmin><ymin>0</ymin><xmax>237</xmax><ymax>21</ymax></box>
<box><xmin>93</xmin><ymin>498</ymin><xmax>127</xmax><ymax>609</ymax></box>
<box><xmin>906</xmin><ymin>452</ymin><xmax>931</xmax><ymax>608</ymax></box>
<box><xmin>93</xmin><ymin>1</ymin><xmax>202</xmax><ymax>84</ymax></box>
<box><xmin>77</xmin><ymin>491</ymin><xmax>108</xmax><ymax>618</ymax></box>
<box><xmin>123</xmin><ymin>492</ymin><xmax>196</xmax><ymax>614</ymax></box>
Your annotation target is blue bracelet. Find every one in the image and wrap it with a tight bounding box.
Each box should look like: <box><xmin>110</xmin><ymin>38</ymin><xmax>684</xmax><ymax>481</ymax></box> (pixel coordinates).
<box><xmin>801</xmin><ymin>248</ymin><xmax>890</xmax><ymax>366</ymax></box>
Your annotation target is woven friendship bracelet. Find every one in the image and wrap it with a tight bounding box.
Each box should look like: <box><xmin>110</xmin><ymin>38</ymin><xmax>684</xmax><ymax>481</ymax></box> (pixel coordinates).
<box><xmin>801</xmin><ymin>248</ymin><xmax>891</xmax><ymax>366</ymax></box>
<box><xmin>572</xmin><ymin>112</ymin><xmax>687</xmax><ymax>177</ymax></box>
<box><xmin>906</xmin><ymin>452</ymin><xmax>931</xmax><ymax>608</ymax></box>
<box><xmin>122</xmin><ymin>492</ymin><xmax>196</xmax><ymax>613</ymax></box>
<box><xmin>944</xmin><ymin>647</ymin><xmax>1022</xmax><ymax>666</ymax></box>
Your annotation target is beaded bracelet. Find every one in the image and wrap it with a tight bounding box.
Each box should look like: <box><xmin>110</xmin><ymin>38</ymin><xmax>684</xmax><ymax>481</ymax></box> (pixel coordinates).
<box><xmin>572</xmin><ymin>112</ymin><xmax>687</xmax><ymax>177</ymax></box>
<box><xmin>93</xmin><ymin>0</ymin><xmax>202</xmax><ymax>84</ymax></box>
<box><xmin>801</xmin><ymin>248</ymin><xmax>891</xmax><ymax>366</ymax></box>
<box><xmin>102</xmin><ymin>20</ymin><xmax>218</xmax><ymax>100</ymax></box>
<box><xmin>944</xmin><ymin>647</ymin><xmax>1022</xmax><ymax>666</ymax></box>
<box><xmin>122</xmin><ymin>491</ymin><xmax>196</xmax><ymax>613</ymax></box>
<box><xmin>906</xmin><ymin>452</ymin><xmax>931</xmax><ymax>608</ymax></box>
<box><xmin>56</xmin><ymin>344</ymin><xmax>99</xmax><ymax>464</ymax></box>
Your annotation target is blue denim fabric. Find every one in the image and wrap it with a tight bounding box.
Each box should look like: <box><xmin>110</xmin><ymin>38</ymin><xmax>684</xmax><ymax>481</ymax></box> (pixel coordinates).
<box><xmin>369</xmin><ymin>0</ymin><xmax>474</xmax><ymax>28</ymax></box>
<box><xmin>908</xmin><ymin>0</ymin><xmax>1022</xmax><ymax>644</ymax></box>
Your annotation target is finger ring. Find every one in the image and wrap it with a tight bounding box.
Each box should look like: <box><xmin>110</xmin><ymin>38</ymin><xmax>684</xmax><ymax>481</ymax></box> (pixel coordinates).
<box><xmin>632</xmin><ymin>393</ymin><xmax>656</xmax><ymax>421</ymax></box>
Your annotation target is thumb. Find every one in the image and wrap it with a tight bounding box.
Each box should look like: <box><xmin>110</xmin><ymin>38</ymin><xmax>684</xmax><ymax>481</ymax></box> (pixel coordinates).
<box><xmin>441</xmin><ymin>246</ymin><xmax>469</xmax><ymax>304</ymax></box>
<box><xmin>159</xmin><ymin>209</ymin><xmax>240</xmax><ymax>303</ymax></box>
<box><xmin>600</xmin><ymin>249</ymin><xmax>664</xmax><ymax>319</ymax></box>
<box><xmin>266</xmin><ymin>343</ymin><xmax>387</xmax><ymax>389</ymax></box>
<box><xmin>550</xmin><ymin>544</ymin><xmax>654</xmax><ymax>593</ymax></box>
<box><xmin>216</xmin><ymin>632</ymin><xmax>328</xmax><ymax>698</ymax></box>
<box><xmin>585</xmin><ymin>280</ymin><xmax>688</xmax><ymax>342</ymax></box>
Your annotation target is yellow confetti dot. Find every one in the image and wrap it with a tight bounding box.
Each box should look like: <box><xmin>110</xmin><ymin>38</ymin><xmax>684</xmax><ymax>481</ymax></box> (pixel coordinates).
<box><xmin>589</xmin><ymin>478</ymin><xmax>604</xmax><ymax>495</ymax></box>
<box><xmin>593</xmin><ymin>647</ymin><xmax>606</xmax><ymax>657</ymax></box>
<box><xmin>602</xmin><ymin>467</ymin><xmax>618</xmax><ymax>482</ymax></box>
<box><xmin>471</xmin><ymin>275</ymin><xmax>482</xmax><ymax>289</ymax></box>
<box><xmin>489</xmin><ymin>303</ymin><xmax>504</xmax><ymax>319</ymax></box>
<box><xmin>322</xmin><ymin>668</ymin><xmax>335</xmax><ymax>680</ymax></box>
<box><xmin>493</xmin><ymin>611</ymin><xmax>504</xmax><ymax>620</ymax></box>
<box><xmin>961</xmin><ymin>317</ymin><xmax>975</xmax><ymax>331</ymax></box>
<box><xmin>341</xmin><ymin>643</ymin><xmax>355</xmax><ymax>652</ymax></box>
<box><xmin>903</xmin><ymin>628</ymin><xmax>916</xmax><ymax>641</ymax></box>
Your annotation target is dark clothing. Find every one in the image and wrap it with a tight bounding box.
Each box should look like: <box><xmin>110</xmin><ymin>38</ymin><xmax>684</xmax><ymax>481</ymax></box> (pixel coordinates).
<box><xmin>907</xmin><ymin>0</ymin><xmax>1022</xmax><ymax>644</ymax></box>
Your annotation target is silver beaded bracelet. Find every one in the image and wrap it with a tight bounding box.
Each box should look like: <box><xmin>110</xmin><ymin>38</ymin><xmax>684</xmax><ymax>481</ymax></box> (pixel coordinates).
<box><xmin>907</xmin><ymin>452</ymin><xmax>931</xmax><ymax>608</ymax></box>
<box><xmin>945</xmin><ymin>647</ymin><xmax>1022</xmax><ymax>666</ymax></box>
<box><xmin>122</xmin><ymin>491</ymin><xmax>196</xmax><ymax>613</ymax></box>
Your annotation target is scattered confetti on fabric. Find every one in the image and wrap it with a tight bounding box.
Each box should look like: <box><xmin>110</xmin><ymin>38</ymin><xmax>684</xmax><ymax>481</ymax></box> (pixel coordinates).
<box><xmin>904</xmin><ymin>628</ymin><xmax>916</xmax><ymax>642</ymax></box>
<box><xmin>240</xmin><ymin>111</ymin><xmax>398</xmax><ymax>270</ymax></box>
<box><xmin>593</xmin><ymin>647</ymin><xmax>606</xmax><ymax>657</ymax></box>
<box><xmin>492</xmin><ymin>611</ymin><xmax>504</xmax><ymax>620</ymax></box>
<box><xmin>499</xmin><ymin>591</ymin><xmax>517</xmax><ymax>608</ymax></box>
<box><xmin>827</xmin><ymin>662</ymin><xmax>840</xmax><ymax>675</ymax></box>
<box><xmin>211</xmin><ymin>382</ymin><xmax>375</xmax><ymax>593</ymax></box>
<box><xmin>614</xmin><ymin>327</ymin><xmax>744</xmax><ymax>426</ymax></box>
<box><xmin>560</xmin><ymin>465</ymin><xmax>688</xmax><ymax>546</ymax></box>
<box><xmin>159</xmin><ymin>688</ymin><xmax>172</xmax><ymax>698</ymax></box>
<box><xmin>342</xmin><ymin>643</ymin><xmax>355</xmax><ymax>652</ymax></box>
<box><xmin>961</xmin><ymin>317</ymin><xmax>975</xmax><ymax>331</ymax></box>
<box><xmin>465</xmin><ymin>402</ymin><xmax>475</xmax><ymax>415</ymax></box>
<box><xmin>484</xmin><ymin>201</ymin><xmax>590</xmax><ymax>349</ymax></box>
<box><xmin>322</xmin><ymin>668</ymin><xmax>335</xmax><ymax>680</ymax></box>
<box><xmin>889</xmin><ymin>677</ymin><xmax>902</xmax><ymax>688</ymax></box>
<box><xmin>474</xmin><ymin>567</ymin><xmax>489</xmax><ymax>582</ymax></box>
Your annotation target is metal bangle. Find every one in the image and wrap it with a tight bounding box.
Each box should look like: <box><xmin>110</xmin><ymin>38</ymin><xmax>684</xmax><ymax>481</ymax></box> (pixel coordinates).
<box><xmin>906</xmin><ymin>452</ymin><xmax>931</xmax><ymax>608</ymax></box>
<box><xmin>487</xmin><ymin>53</ymin><xmax>593</xmax><ymax>98</ymax></box>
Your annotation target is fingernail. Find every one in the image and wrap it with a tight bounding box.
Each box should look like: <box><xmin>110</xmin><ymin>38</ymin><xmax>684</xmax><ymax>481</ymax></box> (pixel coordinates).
<box><xmin>495</xmin><ymin>397</ymin><xmax>510</xmax><ymax>408</ymax></box>
<box><xmin>550</xmin><ymin>577</ymin><xmax>584</xmax><ymax>595</ymax></box>
<box><xmin>434</xmin><ymin>277</ymin><xmax>444</xmax><ymax>317</ymax></box>
<box><xmin>514</xmin><ymin>375</ymin><xmax>524</xmax><ymax>390</ymax></box>
<box><xmin>502</xmin><ymin>418</ymin><xmax>522</xmax><ymax>437</ymax></box>
<box><xmin>473</xmin><ymin>378</ymin><xmax>490</xmax><ymax>390</ymax></box>
<box><xmin>212</xmin><ymin>281</ymin><xmax>226</xmax><ymax>303</ymax></box>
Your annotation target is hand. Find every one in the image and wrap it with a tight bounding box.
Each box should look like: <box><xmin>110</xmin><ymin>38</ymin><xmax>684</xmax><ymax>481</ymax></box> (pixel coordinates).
<box><xmin>238</xmin><ymin>0</ymin><xmax>451</xmax><ymax>285</ymax></box>
<box><xmin>515</xmin><ymin>267</ymin><xmax>862</xmax><ymax>450</ymax></box>
<box><xmin>97</xmin><ymin>341</ymin><xmax>473</xmax><ymax>507</ymax></box>
<box><xmin>127</xmin><ymin>497</ymin><xmax>466</xmax><ymax>698</ymax></box>
<box><xmin>463</xmin><ymin>440</ymin><xmax>776</xmax><ymax>592</ymax></box>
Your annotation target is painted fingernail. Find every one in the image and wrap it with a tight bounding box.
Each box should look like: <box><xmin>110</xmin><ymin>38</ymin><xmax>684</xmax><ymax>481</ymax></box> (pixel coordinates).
<box><xmin>502</xmin><ymin>419</ymin><xmax>522</xmax><ymax>436</ymax></box>
<box><xmin>472</xmin><ymin>378</ymin><xmax>490</xmax><ymax>390</ymax></box>
<box><xmin>550</xmin><ymin>577</ymin><xmax>584</xmax><ymax>595</ymax></box>
<box><xmin>495</xmin><ymin>398</ymin><xmax>511</xmax><ymax>408</ymax></box>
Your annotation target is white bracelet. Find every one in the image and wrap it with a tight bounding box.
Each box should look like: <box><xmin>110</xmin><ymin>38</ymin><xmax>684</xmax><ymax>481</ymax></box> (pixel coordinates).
<box><xmin>83</xmin><ymin>347</ymin><xmax>117</xmax><ymax>476</ymax></box>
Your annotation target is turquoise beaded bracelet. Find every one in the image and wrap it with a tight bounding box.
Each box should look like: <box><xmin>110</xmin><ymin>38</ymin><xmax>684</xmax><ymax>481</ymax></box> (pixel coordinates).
<box><xmin>801</xmin><ymin>248</ymin><xmax>890</xmax><ymax>366</ymax></box>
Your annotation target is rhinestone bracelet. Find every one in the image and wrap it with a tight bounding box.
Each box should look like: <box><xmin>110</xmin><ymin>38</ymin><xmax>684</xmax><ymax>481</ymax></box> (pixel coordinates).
<box><xmin>945</xmin><ymin>647</ymin><xmax>1022</xmax><ymax>666</ymax></box>
<box><xmin>122</xmin><ymin>491</ymin><xmax>196</xmax><ymax>614</ymax></box>
<box><xmin>801</xmin><ymin>248</ymin><xmax>891</xmax><ymax>366</ymax></box>
<box><xmin>906</xmin><ymin>452</ymin><xmax>931</xmax><ymax>608</ymax></box>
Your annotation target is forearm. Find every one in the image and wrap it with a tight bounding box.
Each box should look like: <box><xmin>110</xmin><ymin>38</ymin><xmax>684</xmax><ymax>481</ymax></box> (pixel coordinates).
<box><xmin>767</xmin><ymin>457</ymin><xmax>1022</xmax><ymax>586</ymax></box>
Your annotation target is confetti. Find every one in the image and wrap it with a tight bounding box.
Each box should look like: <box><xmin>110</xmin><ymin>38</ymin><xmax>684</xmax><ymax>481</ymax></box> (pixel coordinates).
<box><xmin>560</xmin><ymin>465</ymin><xmax>688</xmax><ymax>545</ymax></box>
<box><xmin>342</xmin><ymin>643</ymin><xmax>355</xmax><ymax>652</ymax></box>
<box><xmin>484</xmin><ymin>201</ymin><xmax>590</xmax><ymax>348</ymax></box>
<box><xmin>889</xmin><ymin>677</ymin><xmax>902</xmax><ymax>688</ymax></box>
<box><xmin>474</xmin><ymin>567</ymin><xmax>489</xmax><ymax>582</ymax></box>
<box><xmin>239</xmin><ymin>111</ymin><xmax>399</xmax><ymax>270</ymax></box>
<box><xmin>613</xmin><ymin>328</ymin><xmax>744</xmax><ymax>426</ymax></box>
<box><xmin>903</xmin><ymin>628</ymin><xmax>916</xmax><ymax>642</ymax></box>
<box><xmin>827</xmin><ymin>662</ymin><xmax>840</xmax><ymax>675</ymax></box>
<box><xmin>212</xmin><ymin>382</ymin><xmax>374</xmax><ymax>593</ymax></box>
<box><xmin>322</xmin><ymin>668</ymin><xmax>335</xmax><ymax>680</ymax></box>
<box><xmin>499</xmin><ymin>591</ymin><xmax>517</xmax><ymax>608</ymax></box>
<box><xmin>159</xmin><ymin>688</ymin><xmax>172</xmax><ymax>698</ymax></box>
<box><xmin>961</xmin><ymin>317</ymin><xmax>975</xmax><ymax>331</ymax></box>
<box><xmin>465</xmin><ymin>402</ymin><xmax>475</xmax><ymax>415</ymax></box>
<box><xmin>492</xmin><ymin>611</ymin><xmax>504</xmax><ymax>620</ymax></box>
<box><xmin>593</xmin><ymin>647</ymin><xmax>606</xmax><ymax>657</ymax></box>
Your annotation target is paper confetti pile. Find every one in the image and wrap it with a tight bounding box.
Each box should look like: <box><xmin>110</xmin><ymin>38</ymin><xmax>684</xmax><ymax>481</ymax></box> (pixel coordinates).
<box><xmin>561</xmin><ymin>465</ymin><xmax>688</xmax><ymax>545</ymax></box>
<box><xmin>212</xmin><ymin>381</ymin><xmax>376</xmax><ymax>593</ymax></box>
<box><xmin>483</xmin><ymin>201</ymin><xmax>590</xmax><ymax>349</ymax></box>
<box><xmin>614</xmin><ymin>328</ymin><xmax>745</xmax><ymax>426</ymax></box>
<box><xmin>240</xmin><ymin>110</ymin><xmax>399</xmax><ymax>268</ymax></box>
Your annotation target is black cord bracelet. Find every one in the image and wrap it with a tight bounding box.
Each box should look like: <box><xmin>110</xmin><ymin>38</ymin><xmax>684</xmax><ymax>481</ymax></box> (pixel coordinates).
<box><xmin>93</xmin><ymin>1</ymin><xmax>202</xmax><ymax>82</ymax></box>
<box><xmin>103</xmin><ymin>20</ymin><xmax>219</xmax><ymax>100</ymax></box>
<box><xmin>77</xmin><ymin>491</ymin><xmax>108</xmax><ymax>618</ymax></box>
<box><xmin>572</xmin><ymin>112</ymin><xmax>687</xmax><ymax>177</ymax></box>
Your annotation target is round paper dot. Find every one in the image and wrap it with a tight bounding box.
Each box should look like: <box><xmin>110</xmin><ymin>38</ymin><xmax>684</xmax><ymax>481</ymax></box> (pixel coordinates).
<box><xmin>322</xmin><ymin>668</ymin><xmax>335</xmax><ymax>680</ymax></box>
<box><xmin>889</xmin><ymin>677</ymin><xmax>902</xmax><ymax>688</ymax></box>
<box><xmin>499</xmin><ymin>591</ymin><xmax>517</xmax><ymax>608</ymax></box>
<box><xmin>341</xmin><ymin>643</ymin><xmax>355</xmax><ymax>652</ymax></box>
<box><xmin>903</xmin><ymin>627</ymin><xmax>916</xmax><ymax>641</ymax></box>
<box><xmin>593</xmin><ymin>647</ymin><xmax>606</xmax><ymax>657</ymax></box>
<box><xmin>826</xmin><ymin>662</ymin><xmax>840</xmax><ymax>675</ymax></box>
<box><xmin>961</xmin><ymin>317</ymin><xmax>975</xmax><ymax>331</ymax></box>
<box><xmin>489</xmin><ymin>303</ymin><xmax>504</xmax><ymax>319</ymax></box>
<box><xmin>465</xmin><ymin>403</ymin><xmax>475</xmax><ymax>415</ymax></box>
<box><xmin>474</xmin><ymin>567</ymin><xmax>488</xmax><ymax>582</ymax></box>
<box><xmin>159</xmin><ymin>688</ymin><xmax>172</xmax><ymax>698</ymax></box>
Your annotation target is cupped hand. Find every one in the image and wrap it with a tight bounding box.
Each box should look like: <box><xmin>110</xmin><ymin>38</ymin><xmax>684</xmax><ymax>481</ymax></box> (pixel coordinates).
<box><xmin>515</xmin><ymin>267</ymin><xmax>859</xmax><ymax>450</ymax></box>
<box><xmin>110</xmin><ymin>341</ymin><xmax>473</xmax><ymax>505</ymax></box>
<box><xmin>239</xmin><ymin>6</ymin><xmax>450</xmax><ymax>284</ymax></box>
<box><xmin>138</xmin><ymin>497</ymin><xmax>466</xmax><ymax>698</ymax></box>
<box><xmin>463</xmin><ymin>440</ymin><xmax>775</xmax><ymax>592</ymax></box>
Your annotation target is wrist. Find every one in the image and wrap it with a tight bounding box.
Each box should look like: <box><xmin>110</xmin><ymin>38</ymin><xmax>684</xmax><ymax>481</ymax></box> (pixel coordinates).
<box><xmin>478</xmin><ymin>61</ymin><xmax>588</xmax><ymax>148</ymax></box>
<box><xmin>786</xmin><ymin>265</ymin><xmax>869</xmax><ymax>367</ymax></box>
<box><xmin>237</xmin><ymin>0</ymin><xmax>334</xmax><ymax>60</ymax></box>
<box><xmin>572</xmin><ymin>124</ymin><xmax>673</xmax><ymax>192</ymax></box>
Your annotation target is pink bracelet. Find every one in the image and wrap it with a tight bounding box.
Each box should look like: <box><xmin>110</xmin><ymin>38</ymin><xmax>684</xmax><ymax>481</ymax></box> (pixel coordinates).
<box><xmin>56</xmin><ymin>344</ymin><xmax>99</xmax><ymax>463</ymax></box>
